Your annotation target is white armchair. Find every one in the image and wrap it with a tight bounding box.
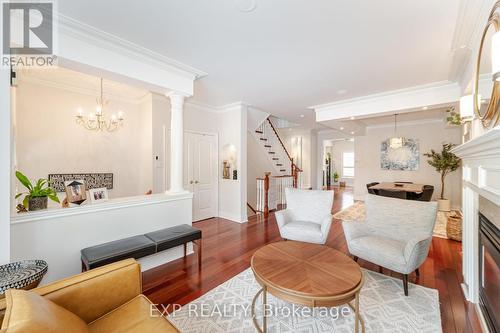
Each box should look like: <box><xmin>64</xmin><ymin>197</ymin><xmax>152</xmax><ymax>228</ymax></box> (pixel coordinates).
<box><xmin>275</xmin><ymin>188</ymin><xmax>334</xmax><ymax>244</ymax></box>
<box><xmin>342</xmin><ymin>194</ymin><xmax>438</xmax><ymax>296</ymax></box>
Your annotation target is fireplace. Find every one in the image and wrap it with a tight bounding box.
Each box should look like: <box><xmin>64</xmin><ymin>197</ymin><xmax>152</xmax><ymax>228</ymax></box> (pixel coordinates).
<box><xmin>479</xmin><ymin>212</ymin><xmax>499</xmax><ymax>333</ymax></box>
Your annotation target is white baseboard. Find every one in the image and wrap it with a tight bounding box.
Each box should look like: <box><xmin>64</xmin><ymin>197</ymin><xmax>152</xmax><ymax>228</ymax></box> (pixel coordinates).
<box><xmin>219</xmin><ymin>211</ymin><xmax>246</xmax><ymax>223</ymax></box>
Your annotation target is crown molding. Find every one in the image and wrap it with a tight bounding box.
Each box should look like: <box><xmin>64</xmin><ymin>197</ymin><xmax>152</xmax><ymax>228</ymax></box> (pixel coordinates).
<box><xmin>57</xmin><ymin>13</ymin><xmax>208</xmax><ymax>81</ymax></box>
<box><xmin>17</xmin><ymin>74</ymin><xmax>151</xmax><ymax>105</ymax></box>
<box><xmin>185</xmin><ymin>100</ymin><xmax>248</xmax><ymax>114</ymax></box>
<box><xmin>365</xmin><ymin>118</ymin><xmax>445</xmax><ymax>130</ymax></box>
<box><xmin>313</xmin><ymin>81</ymin><xmax>460</xmax><ymax>122</ymax></box>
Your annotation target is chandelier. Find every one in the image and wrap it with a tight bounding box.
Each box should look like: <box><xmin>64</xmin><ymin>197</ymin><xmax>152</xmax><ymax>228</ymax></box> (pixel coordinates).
<box><xmin>76</xmin><ymin>78</ymin><xmax>124</xmax><ymax>132</ymax></box>
<box><xmin>389</xmin><ymin>114</ymin><xmax>406</xmax><ymax>149</ymax></box>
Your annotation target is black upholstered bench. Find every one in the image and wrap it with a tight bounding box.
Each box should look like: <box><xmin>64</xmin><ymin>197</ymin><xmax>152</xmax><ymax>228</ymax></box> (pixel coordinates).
<box><xmin>81</xmin><ymin>235</ymin><xmax>156</xmax><ymax>271</ymax></box>
<box><xmin>81</xmin><ymin>224</ymin><xmax>202</xmax><ymax>271</ymax></box>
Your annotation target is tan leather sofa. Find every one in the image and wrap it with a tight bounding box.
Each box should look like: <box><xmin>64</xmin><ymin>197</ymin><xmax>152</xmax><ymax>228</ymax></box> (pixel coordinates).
<box><xmin>0</xmin><ymin>259</ymin><xmax>179</xmax><ymax>332</ymax></box>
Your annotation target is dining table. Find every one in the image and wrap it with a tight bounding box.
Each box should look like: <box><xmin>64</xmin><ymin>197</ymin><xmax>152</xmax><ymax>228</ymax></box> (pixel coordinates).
<box><xmin>368</xmin><ymin>182</ymin><xmax>424</xmax><ymax>194</ymax></box>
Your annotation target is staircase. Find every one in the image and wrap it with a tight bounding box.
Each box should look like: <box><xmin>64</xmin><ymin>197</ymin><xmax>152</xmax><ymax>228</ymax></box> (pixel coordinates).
<box><xmin>253</xmin><ymin>118</ymin><xmax>294</xmax><ymax>176</ymax></box>
<box><xmin>252</xmin><ymin>117</ymin><xmax>303</xmax><ymax>217</ymax></box>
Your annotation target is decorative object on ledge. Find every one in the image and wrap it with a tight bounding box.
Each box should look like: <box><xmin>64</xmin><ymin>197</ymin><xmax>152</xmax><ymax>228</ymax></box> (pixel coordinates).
<box><xmin>222</xmin><ymin>161</ymin><xmax>231</xmax><ymax>179</ymax></box>
<box><xmin>48</xmin><ymin>173</ymin><xmax>113</xmax><ymax>192</ymax></box>
<box><xmin>381</xmin><ymin>138</ymin><xmax>419</xmax><ymax>171</ymax></box>
<box><xmin>15</xmin><ymin>171</ymin><xmax>60</xmax><ymax>212</ymax></box>
<box><xmin>0</xmin><ymin>260</ymin><xmax>48</xmax><ymax>296</ymax></box>
<box><xmin>64</xmin><ymin>180</ymin><xmax>87</xmax><ymax>205</ymax></box>
<box><xmin>424</xmin><ymin>143</ymin><xmax>461</xmax><ymax>212</ymax></box>
<box><xmin>473</xmin><ymin>1</ymin><xmax>500</xmax><ymax>129</ymax></box>
<box><xmin>75</xmin><ymin>78</ymin><xmax>125</xmax><ymax>132</ymax></box>
<box><xmin>89</xmin><ymin>187</ymin><xmax>109</xmax><ymax>203</ymax></box>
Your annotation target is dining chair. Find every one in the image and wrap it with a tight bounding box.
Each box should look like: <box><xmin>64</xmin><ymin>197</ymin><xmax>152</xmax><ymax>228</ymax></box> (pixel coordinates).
<box><xmin>417</xmin><ymin>185</ymin><xmax>434</xmax><ymax>201</ymax></box>
<box><xmin>366</xmin><ymin>182</ymin><xmax>379</xmax><ymax>195</ymax></box>
<box><xmin>379</xmin><ymin>189</ymin><xmax>407</xmax><ymax>200</ymax></box>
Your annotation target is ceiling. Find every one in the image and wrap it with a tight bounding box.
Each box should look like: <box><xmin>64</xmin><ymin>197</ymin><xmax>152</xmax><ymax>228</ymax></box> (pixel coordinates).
<box><xmin>318</xmin><ymin>106</ymin><xmax>453</xmax><ymax>140</ymax></box>
<box><xmin>358</xmin><ymin>108</ymin><xmax>448</xmax><ymax>126</ymax></box>
<box><xmin>17</xmin><ymin>67</ymin><xmax>149</xmax><ymax>101</ymax></box>
<box><xmin>58</xmin><ymin>0</ymin><xmax>464</xmax><ymax>127</ymax></box>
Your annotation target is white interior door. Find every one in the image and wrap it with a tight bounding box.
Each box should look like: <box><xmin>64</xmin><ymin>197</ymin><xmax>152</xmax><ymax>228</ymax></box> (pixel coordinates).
<box><xmin>184</xmin><ymin>132</ymin><xmax>217</xmax><ymax>221</ymax></box>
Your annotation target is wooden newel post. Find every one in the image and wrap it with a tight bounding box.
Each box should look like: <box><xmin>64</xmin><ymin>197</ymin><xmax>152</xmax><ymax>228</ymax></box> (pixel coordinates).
<box><xmin>264</xmin><ymin>172</ymin><xmax>271</xmax><ymax>218</ymax></box>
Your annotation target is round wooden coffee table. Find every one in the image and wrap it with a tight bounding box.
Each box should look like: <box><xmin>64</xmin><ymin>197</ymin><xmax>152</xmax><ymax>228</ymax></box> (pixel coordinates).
<box><xmin>251</xmin><ymin>241</ymin><xmax>364</xmax><ymax>333</ymax></box>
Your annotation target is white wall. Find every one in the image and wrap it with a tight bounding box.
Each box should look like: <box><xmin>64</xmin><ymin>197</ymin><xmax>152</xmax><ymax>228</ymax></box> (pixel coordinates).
<box><xmin>278</xmin><ymin>129</ymin><xmax>313</xmax><ymax>189</ymax></box>
<box><xmin>0</xmin><ymin>41</ymin><xmax>11</xmax><ymax>263</ymax></box>
<box><xmin>151</xmin><ymin>95</ymin><xmax>221</xmax><ymax>193</ymax></box>
<box><xmin>247</xmin><ymin>131</ymin><xmax>276</xmax><ymax>210</ymax></box>
<box><xmin>354</xmin><ymin>120</ymin><xmax>463</xmax><ymax>208</ymax></box>
<box><xmin>218</xmin><ymin>104</ymin><xmax>247</xmax><ymax>223</ymax></box>
<box><xmin>14</xmin><ymin>81</ymin><xmax>153</xmax><ymax>202</ymax></box>
<box><xmin>10</xmin><ymin>194</ymin><xmax>193</xmax><ymax>283</ymax></box>
<box><xmin>151</xmin><ymin>96</ymin><xmax>247</xmax><ymax>223</ymax></box>
<box><xmin>324</xmin><ymin>139</ymin><xmax>355</xmax><ymax>187</ymax></box>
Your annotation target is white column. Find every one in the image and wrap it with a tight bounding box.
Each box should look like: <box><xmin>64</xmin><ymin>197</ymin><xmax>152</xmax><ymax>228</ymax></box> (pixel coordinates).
<box><xmin>167</xmin><ymin>92</ymin><xmax>188</xmax><ymax>194</ymax></box>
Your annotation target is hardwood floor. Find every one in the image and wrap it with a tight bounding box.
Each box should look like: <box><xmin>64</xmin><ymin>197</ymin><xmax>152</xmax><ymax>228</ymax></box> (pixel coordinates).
<box><xmin>143</xmin><ymin>188</ymin><xmax>482</xmax><ymax>332</ymax></box>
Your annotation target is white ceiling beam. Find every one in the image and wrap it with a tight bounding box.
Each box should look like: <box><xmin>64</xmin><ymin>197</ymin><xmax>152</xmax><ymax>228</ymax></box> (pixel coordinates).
<box><xmin>313</xmin><ymin>81</ymin><xmax>461</xmax><ymax>122</ymax></box>
<box><xmin>56</xmin><ymin>14</ymin><xmax>207</xmax><ymax>96</ymax></box>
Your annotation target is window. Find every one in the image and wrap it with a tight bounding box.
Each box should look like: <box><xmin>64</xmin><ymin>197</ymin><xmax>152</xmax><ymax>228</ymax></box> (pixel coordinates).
<box><xmin>342</xmin><ymin>152</ymin><xmax>355</xmax><ymax>178</ymax></box>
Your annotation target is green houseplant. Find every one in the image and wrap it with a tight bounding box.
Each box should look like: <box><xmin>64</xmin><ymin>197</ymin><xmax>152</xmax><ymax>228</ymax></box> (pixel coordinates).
<box><xmin>333</xmin><ymin>171</ymin><xmax>339</xmax><ymax>183</ymax></box>
<box><xmin>423</xmin><ymin>143</ymin><xmax>461</xmax><ymax>211</ymax></box>
<box><xmin>15</xmin><ymin>171</ymin><xmax>60</xmax><ymax>212</ymax></box>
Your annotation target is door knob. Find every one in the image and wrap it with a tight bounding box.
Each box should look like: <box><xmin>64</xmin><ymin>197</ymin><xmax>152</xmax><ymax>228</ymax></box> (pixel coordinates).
<box><xmin>195</xmin><ymin>180</ymin><xmax>199</xmax><ymax>184</ymax></box>
<box><xmin>190</xmin><ymin>180</ymin><xmax>194</xmax><ymax>184</ymax></box>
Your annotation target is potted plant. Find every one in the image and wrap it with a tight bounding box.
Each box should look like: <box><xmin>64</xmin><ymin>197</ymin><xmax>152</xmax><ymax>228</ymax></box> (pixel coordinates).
<box><xmin>15</xmin><ymin>171</ymin><xmax>60</xmax><ymax>212</ymax></box>
<box><xmin>423</xmin><ymin>143</ymin><xmax>461</xmax><ymax>211</ymax></box>
<box><xmin>333</xmin><ymin>171</ymin><xmax>339</xmax><ymax>183</ymax></box>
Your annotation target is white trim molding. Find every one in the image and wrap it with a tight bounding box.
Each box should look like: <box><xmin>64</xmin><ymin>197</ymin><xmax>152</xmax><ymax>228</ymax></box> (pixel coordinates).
<box><xmin>57</xmin><ymin>13</ymin><xmax>207</xmax><ymax>80</ymax></box>
<box><xmin>55</xmin><ymin>13</ymin><xmax>206</xmax><ymax>96</ymax></box>
<box><xmin>452</xmin><ymin>126</ymin><xmax>500</xmax><ymax>331</ymax></box>
<box><xmin>11</xmin><ymin>193</ymin><xmax>193</xmax><ymax>224</ymax></box>
<box><xmin>313</xmin><ymin>81</ymin><xmax>461</xmax><ymax>122</ymax></box>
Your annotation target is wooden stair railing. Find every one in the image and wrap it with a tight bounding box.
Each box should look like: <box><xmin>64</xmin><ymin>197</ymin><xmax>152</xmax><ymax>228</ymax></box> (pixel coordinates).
<box><xmin>256</xmin><ymin>174</ymin><xmax>294</xmax><ymax>218</ymax></box>
<box><xmin>265</xmin><ymin>118</ymin><xmax>303</xmax><ymax>187</ymax></box>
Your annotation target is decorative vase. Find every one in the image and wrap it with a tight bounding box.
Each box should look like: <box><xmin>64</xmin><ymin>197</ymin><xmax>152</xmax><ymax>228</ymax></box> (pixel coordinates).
<box><xmin>28</xmin><ymin>197</ymin><xmax>48</xmax><ymax>211</ymax></box>
<box><xmin>438</xmin><ymin>199</ymin><xmax>451</xmax><ymax>212</ymax></box>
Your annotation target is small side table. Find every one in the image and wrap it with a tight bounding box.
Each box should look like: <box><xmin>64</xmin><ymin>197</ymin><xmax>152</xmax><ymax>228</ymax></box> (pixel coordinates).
<box><xmin>0</xmin><ymin>260</ymin><xmax>48</xmax><ymax>298</ymax></box>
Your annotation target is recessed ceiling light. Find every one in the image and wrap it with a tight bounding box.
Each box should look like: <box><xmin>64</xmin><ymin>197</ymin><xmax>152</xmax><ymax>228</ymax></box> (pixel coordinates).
<box><xmin>235</xmin><ymin>0</ymin><xmax>257</xmax><ymax>12</ymax></box>
<box><xmin>350</xmin><ymin>131</ymin><xmax>355</xmax><ymax>135</ymax></box>
<box><xmin>337</xmin><ymin>89</ymin><xmax>347</xmax><ymax>95</ymax></box>
<box><xmin>340</xmin><ymin>127</ymin><xmax>344</xmax><ymax>130</ymax></box>
<box><xmin>299</xmin><ymin>114</ymin><xmax>305</xmax><ymax>118</ymax></box>
<box><xmin>422</xmin><ymin>106</ymin><xmax>428</xmax><ymax>110</ymax></box>
<box><xmin>350</xmin><ymin>116</ymin><xmax>355</xmax><ymax>120</ymax></box>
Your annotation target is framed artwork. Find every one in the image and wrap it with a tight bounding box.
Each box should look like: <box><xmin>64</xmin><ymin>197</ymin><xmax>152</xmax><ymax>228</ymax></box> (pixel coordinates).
<box><xmin>49</xmin><ymin>173</ymin><xmax>113</xmax><ymax>192</ymax></box>
<box><xmin>89</xmin><ymin>187</ymin><xmax>109</xmax><ymax>203</ymax></box>
<box><xmin>64</xmin><ymin>180</ymin><xmax>87</xmax><ymax>204</ymax></box>
<box><xmin>380</xmin><ymin>138</ymin><xmax>420</xmax><ymax>171</ymax></box>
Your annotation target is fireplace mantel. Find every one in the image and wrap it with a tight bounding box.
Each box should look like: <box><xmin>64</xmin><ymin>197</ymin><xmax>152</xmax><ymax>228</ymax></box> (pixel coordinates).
<box><xmin>452</xmin><ymin>126</ymin><xmax>500</xmax><ymax>332</ymax></box>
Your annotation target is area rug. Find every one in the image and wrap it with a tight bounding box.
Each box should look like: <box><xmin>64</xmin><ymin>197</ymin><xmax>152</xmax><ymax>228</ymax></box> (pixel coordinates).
<box><xmin>333</xmin><ymin>201</ymin><xmax>450</xmax><ymax>239</ymax></box>
<box><xmin>168</xmin><ymin>268</ymin><xmax>442</xmax><ymax>332</ymax></box>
